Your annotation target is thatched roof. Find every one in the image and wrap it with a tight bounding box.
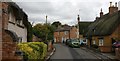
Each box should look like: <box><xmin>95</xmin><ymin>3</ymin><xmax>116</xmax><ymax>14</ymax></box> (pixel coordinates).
<box><xmin>8</xmin><ymin>2</ymin><xmax>29</xmax><ymax>28</ymax></box>
<box><xmin>85</xmin><ymin>11</ymin><xmax>120</xmax><ymax>36</ymax></box>
<box><xmin>79</xmin><ymin>22</ymin><xmax>93</xmax><ymax>34</ymax></box>
<box><xmin>55</xmin><ymin>25</ymin><xmax>72</xmax><ymax>32</ymax></box>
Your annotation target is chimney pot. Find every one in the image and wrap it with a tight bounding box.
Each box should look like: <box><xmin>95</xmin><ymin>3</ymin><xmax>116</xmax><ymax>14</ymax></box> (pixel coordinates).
<box><xmin>110</xmin><ymin>2</ymin><xmax>112</xmax><ymax>7</ymax></box>
<box><xmin>115</xmin><ymin>2</ymin><xmax>117</xmax><ymax>7</ymax></box>
<box><xmin>100</xmin><ymin>8</ymin><xmax>103</xmax><ymax>17</ymax></box>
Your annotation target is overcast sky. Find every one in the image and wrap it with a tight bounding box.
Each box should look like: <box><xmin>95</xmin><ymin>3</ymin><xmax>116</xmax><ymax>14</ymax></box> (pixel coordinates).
<box><xmin>12</xmin><ymin>0</ymin><xmax>120</xmax><ymax>26</ymax></box>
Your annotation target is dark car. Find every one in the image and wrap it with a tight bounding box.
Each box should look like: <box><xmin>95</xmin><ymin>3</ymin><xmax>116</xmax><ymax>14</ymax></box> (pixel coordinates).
<box><xmin>65</xmin><ymin>39</ymin><xmax>71</xmax><ymax>45</ymax></box>
<box><xmin>113</xmin><ymin>41</ymin><xmax>120</xmax><ymax>48</ymax></box>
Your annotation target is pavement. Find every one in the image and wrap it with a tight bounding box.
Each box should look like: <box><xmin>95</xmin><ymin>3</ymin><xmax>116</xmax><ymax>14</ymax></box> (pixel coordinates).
<box><xmin>81</xmin><ymin>47</ymin><xmax>117</xmax><ymax>59</ymax></box>
<box><xmin>101</xmin><ymin>53</ymin><xmax>116</xmax><ymax>59</ymax></box>
<box><xmin>45</xmin><ymin>47</ymin><xmax>56</xmax><ymax>61</ymax></box>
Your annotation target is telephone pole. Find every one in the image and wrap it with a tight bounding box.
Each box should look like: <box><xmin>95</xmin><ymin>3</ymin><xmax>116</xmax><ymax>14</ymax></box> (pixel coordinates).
<box><xmin>45</xmin><ymin>15</ymin><xmax>48</xmax><ymax>41</ymax></box>
<box><xmin>46</xmin><ymin>15</ymin><xmax>47</xmax><ymax>24</ymax></box>
<box><xmin>77</xmin><ymin>9</ymin><xmax>80</xmax><ymax>39</ymax></box>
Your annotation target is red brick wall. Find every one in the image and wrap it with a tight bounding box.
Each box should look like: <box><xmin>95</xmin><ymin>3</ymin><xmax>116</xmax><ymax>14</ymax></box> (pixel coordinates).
<box><xmin>115</xmin><ymin>48</ymin><xmax>120</xmax><ymax>60</ymax></box>
<box><xmin>109</xmin><ymin>7</ymin><xmax>118</xmax><ymax>14</ymax></box>
<box><xmin>54</xmin><ymin>31</ymin><xmax>69</xmax><ymax>43</ymax></box>
<box><xmin>54</xmin><ymin>32</ymin><xmax>60</xmax><ymax>43</ymax></box>
<box><xmin>2</xmin><ymin>2</ymin><xmax>9</xmax><ymax>29</ymax></box>
<box><xmin>70</xmin><ymin>27</ymin><xmax>77</xmax><ymax>39</ymax></box>
<box><xmin>1</xmin><ymin>2</ymin><xmax>21</xmax><ymax>61</ymax></box>
<box><xmin>54</xmin><ymin>27</ymin><xmax>78</xmax><ymax>43</ymax></box>
<box><xmin>0</xmin><ymin>2</ymin><xmax>2</xmax><ymax>61</ymax></box>
<box><xmin>2</xmin><ymin>30</ymin><xmax>21</xmax><ymax>61</ymax></box>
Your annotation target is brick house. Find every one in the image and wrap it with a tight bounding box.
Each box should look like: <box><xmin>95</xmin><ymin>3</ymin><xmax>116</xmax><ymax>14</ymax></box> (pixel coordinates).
<box><xmin>54</xmin><ymin>24</ymin><xmax>78</xmax><ymax>43</ymax></box>
<box><xmin>85</xmin><ymin>2</ymin><xmax>120</xmax><ymax>52</ymax></box>
<box><xmin>1</xmin><ymin>2</ymin><xmax>30</xmax><ymax>60</ymax></box>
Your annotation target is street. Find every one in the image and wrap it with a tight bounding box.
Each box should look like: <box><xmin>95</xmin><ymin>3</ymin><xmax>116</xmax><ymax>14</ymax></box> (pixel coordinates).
<box><xmin>50</xmin><ymin>44</ymin><xmax>116</xmax><ymax>61</ymax></box>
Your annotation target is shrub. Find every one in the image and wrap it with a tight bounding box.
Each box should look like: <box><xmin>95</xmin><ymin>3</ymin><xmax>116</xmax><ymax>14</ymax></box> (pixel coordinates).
<box><xmin>18</xmin><ymin>42</ymin><xmax>47</xmax><ymax>60</ymax></box>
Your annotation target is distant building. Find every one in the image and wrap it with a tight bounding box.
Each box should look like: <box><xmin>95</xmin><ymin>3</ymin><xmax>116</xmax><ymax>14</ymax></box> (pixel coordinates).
<box><xmin>54</xmin><ymin>24</ymin><xmax>78</xmax><ymax>43</ymax></box>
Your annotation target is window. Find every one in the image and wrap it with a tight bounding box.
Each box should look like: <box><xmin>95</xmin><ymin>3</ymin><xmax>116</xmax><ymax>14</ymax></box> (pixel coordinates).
<box><xmin>93</xmin><ymin>40</ymin><xmax>96</xmax><ymax>44</ymax></box>
<box><xmin>18</xmin><ymin>37</ymin><xmax>22</xmax><ymax>43</ymax></box>
<box><xmin>99</xmin><ymin>39</ymin><xmax>103</xmax><ymax>46</ymax></box>
<box><xmin>17</xmin><ymin>20</ymin><xmax>21</xmax><ymax>25</ymax></box>
<box><xmin>64</xmin><ymin>31</ymin><xmax>68</xmax><ymax>35</ymax></box>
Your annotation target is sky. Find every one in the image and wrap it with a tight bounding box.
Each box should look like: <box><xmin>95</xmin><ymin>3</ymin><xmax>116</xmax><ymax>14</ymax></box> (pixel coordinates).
<box><xmin>11</xmin><ymin>0</ymin><xmax>120</xmax><ymax>26</ymax></box>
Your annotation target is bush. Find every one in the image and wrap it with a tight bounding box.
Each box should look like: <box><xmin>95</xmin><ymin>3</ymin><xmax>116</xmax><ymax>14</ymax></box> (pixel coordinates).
<box><xmin>18</xmin><ymin>42</ymin><xmax>47</xmax><ymax>60</ymax></box>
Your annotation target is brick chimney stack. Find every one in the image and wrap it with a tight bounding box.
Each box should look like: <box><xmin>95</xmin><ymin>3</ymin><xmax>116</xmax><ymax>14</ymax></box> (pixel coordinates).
<box><xmin>110</xmin><ymin>2</ymin><xmax>112</xmax><ymax>7</ymax></box>
<box><xmin>77</xmin><ymin>15</ymin><xmax>80</xmax><ymax>23</ymax></box>
<box><xmin>109</xmin><ymin>2</ymin><xmax>118</xmax><ymax>14</ymax></box>
<box><xmin>100</xmin><ymin>8</ymin><xmax>103</xmax><ymax>17</ymax></box>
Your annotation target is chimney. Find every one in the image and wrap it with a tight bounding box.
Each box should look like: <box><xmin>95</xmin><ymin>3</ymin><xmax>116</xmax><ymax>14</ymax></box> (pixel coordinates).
<box><xmin>115</xmin><ymin>2</ymin><xmax>117</xmax><ymax>7</ymax></box>
<box><xmin>110</xmin><ymin>2</ymin><xmax>112</xmax><ymax>7</ymax></box>
<box><xmin>77</xmin><ymin>15</ymin><xmax>80</xmax><ymax>23</ymax></box>
<box><xmin>109</xmin><ymin>2</ymin><xmax>118</xmax><ymax>14</ymax></box>
<box><xmin>100</xmin><ymin>8</ymin><xmax>103</xmax><ymax>17</ymax></box>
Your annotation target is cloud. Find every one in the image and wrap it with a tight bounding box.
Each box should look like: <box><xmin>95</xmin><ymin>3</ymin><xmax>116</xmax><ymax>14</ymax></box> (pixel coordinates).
<box><xmin>15</xmin><ymin>0</ymin><xmax>120</xmax><ymax>25</ymax></box>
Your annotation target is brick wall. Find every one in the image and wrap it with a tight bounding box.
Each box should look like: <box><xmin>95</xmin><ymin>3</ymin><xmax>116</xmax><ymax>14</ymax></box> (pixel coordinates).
<box><xmin>2</xmin><ymin>30</ymin><xmax>21</xmax><ymax>61</ymax></box>
<box><xmin>0</xmin><ymin>2</ymin><xmax>2</xmax><ymax>61</ymax></box>
<box><xmin>54</xmin><ymin>27</ymin><xmax>78</xmax><ymax>43</ymax></box>
<box><xmin>115</xmin><ymin>48</ymin><xmax>120</xmax><ymax>60</ymax></box>
<box><xmin>70</xmin><ymin>27</ymin><xmax>77</xmax><ymax>39</ymax></box>
<box><xmin>1</xmin><ymin>2</ymin><xmax>21</xmax><ymax>61</ymax></box>
<box><xmin>2</xmin><ymin>2</ymin><xmax>9</xmax><ymax>29</ymax></box>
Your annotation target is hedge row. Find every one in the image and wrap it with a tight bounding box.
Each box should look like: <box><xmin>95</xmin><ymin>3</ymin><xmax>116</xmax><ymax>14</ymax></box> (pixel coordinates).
<box><xmin>17</xmin><ymin>42</ymin><xmax>47</xmax><ymax>61</ymax></box>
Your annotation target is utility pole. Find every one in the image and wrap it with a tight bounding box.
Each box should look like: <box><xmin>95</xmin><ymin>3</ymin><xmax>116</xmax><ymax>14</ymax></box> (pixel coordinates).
<box><xmin>77</xmin><ymin>9</ymin><xmax>80</xmax><ymax>39</ymax></box>
<box><xmin>77</xmin><ymin>15</ymin><xmax>80</xmax><ymax>39</ymax></box>
<box><xmin>45</xmin><ymin>15</ymin><xmax>48</xmax><ymax>41</ymax></box>
<box><xmin>46</xmin><ymin>15</ymin><xmax>47</xmax><ymax>24</ymax></box>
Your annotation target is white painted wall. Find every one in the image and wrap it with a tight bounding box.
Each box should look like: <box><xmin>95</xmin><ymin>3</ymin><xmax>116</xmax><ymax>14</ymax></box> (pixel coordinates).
<box><xmin>8</xmin><ymin>23</ymin><xmax>27</xmax><ymax>42</ymax></box>
<box><xmin>118</xmin><ymin>1</ymin><xmax>120</xmax><ymax>10</ymax></box>
<box><xmin>8</xmin><ymin>12</ymin><xmax>27</xmax><ymax>42</ymax></box>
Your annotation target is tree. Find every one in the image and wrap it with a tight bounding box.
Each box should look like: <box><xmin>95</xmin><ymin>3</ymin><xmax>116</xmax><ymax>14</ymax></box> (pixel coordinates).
<box><xmin>51</xmin><ymin>21</ymin><xmax>61</xmax><ymax>28</ymax></box>
<box><xmin>27</xmin><ymin>22</ymin><xmax>33</xmax><ymax>42</ymax></box>
<box><xmin>33</xmin><ymin>23</ymin><xmax>55</xmax><ymax>42</ymax></box>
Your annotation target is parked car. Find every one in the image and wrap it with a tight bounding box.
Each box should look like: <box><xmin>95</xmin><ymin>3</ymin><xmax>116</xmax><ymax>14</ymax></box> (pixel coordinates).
<box><xmin>113</xmin><ymin>41</ymin><xmax>120</xmax><ymax>48</ymax></box>
<box><xmin>68</xmin><ymin>39</ymin><xmax>80</xmax><ymax>48</ymax></box>
<box><xmin>65</xmin><ymin>39</ymin><xmax>71</xmax><ymax>45</ymax></box>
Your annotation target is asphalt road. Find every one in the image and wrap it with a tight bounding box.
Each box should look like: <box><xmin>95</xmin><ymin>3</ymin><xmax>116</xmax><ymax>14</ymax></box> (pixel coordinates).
<box><xmin>50</xmin><ymin>44</ymin><xmax>118</xmax><ymax>61</ymax></box>
<box><xmin>50</xmin><ymin>44</ymin><xmax>99</xmax><ymax>61</ymax></box>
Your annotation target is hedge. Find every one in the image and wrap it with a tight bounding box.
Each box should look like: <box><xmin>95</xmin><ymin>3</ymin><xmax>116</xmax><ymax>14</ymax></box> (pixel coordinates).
<box><xmin>17</xmin><ymin>42</ymin><xmax>47</xmax><ymax>61</ymax></box>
